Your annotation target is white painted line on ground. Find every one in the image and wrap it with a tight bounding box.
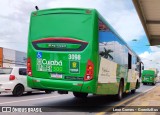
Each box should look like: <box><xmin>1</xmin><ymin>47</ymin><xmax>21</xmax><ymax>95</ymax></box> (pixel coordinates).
<box><xmin>96</xmin><ymin>85</ymin><xmax>158</xmax><ymax>115</ymax></box>
<box><xmin>143</xmin><ymin>85</ymin><xmax>157</xmax><ymax>93</ymax></box>
<box><xmin>0</xmin><ymin>95</ymin><xmax>61</xmax><ymax>105</ymax></box>
<box><xmin>115</xmin><ymin>85</ymin><xmax>157</xmax><ymax>107</ymax></box>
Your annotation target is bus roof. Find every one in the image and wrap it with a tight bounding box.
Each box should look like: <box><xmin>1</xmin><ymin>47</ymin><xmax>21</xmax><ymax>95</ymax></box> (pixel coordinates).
<box><xmin>143</xmin><ymin>70</ymin><xmax>155</xmax><ymax>74</ymax></box>
<box><xmin>31</xmin><ymin>7</ymin><xmax>140</xmax><ymax>61</ymax></box>
<box><xmin>31</xmin><ymin>8</ymin><xmax>96</xmax><ymax>16</ymax></box>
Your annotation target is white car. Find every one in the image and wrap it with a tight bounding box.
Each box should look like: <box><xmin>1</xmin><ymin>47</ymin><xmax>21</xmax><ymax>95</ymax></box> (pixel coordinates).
<box><xmin>0</xmin><ymin>67</ymin><xmax>52</xmax><ymax>96</ymax></box>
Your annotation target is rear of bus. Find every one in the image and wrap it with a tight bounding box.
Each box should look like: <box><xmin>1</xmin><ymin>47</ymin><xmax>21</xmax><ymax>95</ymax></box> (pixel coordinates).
<box><xmin>142</xmin><ymin>70</ymin><xmax>156</xmax><ymax>85</ymax></box>
<box><xmin>27</xmin><ymin>8</ymin><xmax>99</xmax><ymax>94</ymax></box>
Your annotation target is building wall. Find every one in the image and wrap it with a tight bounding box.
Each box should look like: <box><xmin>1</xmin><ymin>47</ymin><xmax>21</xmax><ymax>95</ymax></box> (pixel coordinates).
<box><xmin>3</xmin><ymin>48</ymin><xmax>16</xmax><ymax>67</ymax></box>
<box><xmin>0</xmin><ymin>48</ymin><xmax>26</xmax><ymax>68</ymax></box>
<box><xmin>15</xmin><ymin>51</ymin><xmax>27</xmax><ymax>67</ymax></box>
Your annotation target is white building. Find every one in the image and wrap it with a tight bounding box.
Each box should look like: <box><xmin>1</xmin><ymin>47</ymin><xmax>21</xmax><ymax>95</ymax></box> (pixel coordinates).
<box><xmin>0</xmin><ymin>47</ymin><xmax>26</xmax><ymax>68</ymax></box>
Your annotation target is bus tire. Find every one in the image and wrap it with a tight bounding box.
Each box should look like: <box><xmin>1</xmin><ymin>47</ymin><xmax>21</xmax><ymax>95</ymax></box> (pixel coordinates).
<box><xmin>131</xmin><ymin>81</ymin><xmax>138</xmax><ymax>94</ymax></box>
<box><xmin>152</xmin><ymin>83</ymin><xmax>155</xmax><ymax>86</ymax></box>
<box><xmin>143</xmin><ymin>83</ymin><xmax>146</xmax><ymax>85</ymax></box>
<box><xmin>116</xmin><ymin>81</ymin><xmax>124</xmax><ymax>101</ymax></box>
<box><xmin>12</xmin><ymin>84</ymin><xmax>24</xmax><ymax>96</ymax></box>
<box><xmin>45</xmin><ymin>90</ymin><xmax>52</xmax><ymax>94</ymax></box>
<box><xmin>73</xmin><ymin>92</ymin><xmax>88</xmax><ymax>98</ymax></box>
<box><xmin>131</xmin><ymin>89</ymin><xmax>136</xmax><ymax>94</ymax></box>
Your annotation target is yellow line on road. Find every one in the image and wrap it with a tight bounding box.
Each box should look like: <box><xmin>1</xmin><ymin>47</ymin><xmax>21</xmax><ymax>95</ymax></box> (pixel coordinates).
<box><xmin>96</xmin><ymin>112</ymin><xmax>106</xmax><ymax>115</ymax></box>
<box><xmin>96</xmin><ymin>85</ymin><xmax>157</xmax><ymax>115</ymax></box>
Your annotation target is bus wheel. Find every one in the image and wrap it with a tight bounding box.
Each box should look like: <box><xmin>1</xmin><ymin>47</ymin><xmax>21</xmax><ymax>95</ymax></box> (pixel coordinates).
<box><xmin>131</xmin><ymin>89</ymin><xmax>136</xmax><ymax>94</ymax></box>
<box><xmin>152</xmin><ymin>83</ymin><xmax>155</xmax><ymax>86</ymax></box>
<box><xmin>73</xmin><ymin>92</ymin><xmax>88</xmax><ymax>98</ymax></box>
<box><xmin>131</xmin><ymin>81</ymin><xmax>138</xmax><ymax>94</ymax></box>
<box><xmin>116</xmin><ymin>81</ymin><xmax>123</xmax><ymax>101</ymax></box>
<box><xmin>143</xmin><ymin>83</ymin><xmax>146</xmax><ymax>85</ymax></box>
<box><xmin>45</xmin><ymin>90</ymin><xmax>52</xmax><ymax>94</ymax></box>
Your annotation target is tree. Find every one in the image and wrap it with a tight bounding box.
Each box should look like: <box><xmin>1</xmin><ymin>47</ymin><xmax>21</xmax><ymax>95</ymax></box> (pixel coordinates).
<box><xmin>99</xmin><ymin>48</ymin><xmax>113</xmax><ymax>60</ymax></box>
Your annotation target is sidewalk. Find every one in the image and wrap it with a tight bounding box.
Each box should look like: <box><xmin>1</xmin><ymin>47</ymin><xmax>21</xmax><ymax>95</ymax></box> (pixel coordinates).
<box><xmin>112</xmin><ymin>85</ymin><xmax>160</xmax><ymax>115</ymax></box>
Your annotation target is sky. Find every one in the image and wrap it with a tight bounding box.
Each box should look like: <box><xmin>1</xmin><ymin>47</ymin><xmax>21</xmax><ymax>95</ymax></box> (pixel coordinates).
<box><xmin>0</xmin><ymin>0</ymin><xmax>160</xmax><ymax>71</ymax></box>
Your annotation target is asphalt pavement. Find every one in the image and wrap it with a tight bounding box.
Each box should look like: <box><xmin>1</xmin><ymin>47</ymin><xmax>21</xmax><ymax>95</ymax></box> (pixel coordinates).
<box><xmin>0</xmin><ymin>83</ymin><xmax>159</xmax><ymax>115</ymax></box>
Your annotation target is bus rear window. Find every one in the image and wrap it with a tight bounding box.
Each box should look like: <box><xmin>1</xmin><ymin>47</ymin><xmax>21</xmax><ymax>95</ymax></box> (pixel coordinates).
<box><xmin>32</xmin><ymin>38</ymin><xmax>88</xmax><ymax>51</ymax></box>
<box><xmin>30</xmin><ymin>13</ymin><xmax>93</xmax><ymax>43</ymax></box>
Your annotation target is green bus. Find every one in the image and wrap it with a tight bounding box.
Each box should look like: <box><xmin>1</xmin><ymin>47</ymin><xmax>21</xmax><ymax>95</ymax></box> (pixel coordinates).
<box><xmin>142</xmin><ymin>69</ymin><xmax>157</xmax><ymax>85</ymax></box>
<box><xmin>27</xmin><ymin>8</ymin><xmax>143</xmax><ymax>100</ymax></box>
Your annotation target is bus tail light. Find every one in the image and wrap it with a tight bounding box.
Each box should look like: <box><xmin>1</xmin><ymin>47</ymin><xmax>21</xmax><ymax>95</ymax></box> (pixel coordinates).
<box><xmin>9</xmin><ymin>75</ymin><xmax>15</xmax><ymax>81</ymax></box>
<box><xmin>27</xmin><ymin>58</ymin><xmax>32</xmax><ymax>76</ymax></box>
<box><xmin>84</xmin><ymin>60</ymin><xmax>94</xmax><ymax>81</ymax></box>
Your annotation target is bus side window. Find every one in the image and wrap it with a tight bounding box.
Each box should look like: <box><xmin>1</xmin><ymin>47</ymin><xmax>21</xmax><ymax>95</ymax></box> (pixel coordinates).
<box><xmin>98</xmin><ymin>20</ymin><xmax>108</xmax><ymax>31</ymax></box>
<box><xmin>128</xmin><ymin>53</ymin><xmax>132</xmax><ymax>69</ymax></box>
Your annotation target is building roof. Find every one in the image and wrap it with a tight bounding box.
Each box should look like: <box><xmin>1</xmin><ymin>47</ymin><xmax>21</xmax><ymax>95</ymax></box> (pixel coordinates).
<box><xmin>133</xmin><ymin>0</ymin><xmax>160</xmax><ymax>46</ymax></box>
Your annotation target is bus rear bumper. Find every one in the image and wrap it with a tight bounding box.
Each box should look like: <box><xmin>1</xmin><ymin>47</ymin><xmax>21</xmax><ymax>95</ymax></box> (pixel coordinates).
<box><xmin>27</xmin><ymin>76</ymin><xmax>96</xmax><ymax>93</ymax></box>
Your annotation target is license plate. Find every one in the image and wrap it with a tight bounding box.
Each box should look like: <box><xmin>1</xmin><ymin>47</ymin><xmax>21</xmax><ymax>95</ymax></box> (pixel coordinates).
<box><xmin>51</xmin><ymin>73</ymin><xmax>62</xmax><ymax>78</ymax></box>
<box><xmin>144</xmin><ymin>78</ymin><xmax>148</xmax><ymax>80</ymax></box>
